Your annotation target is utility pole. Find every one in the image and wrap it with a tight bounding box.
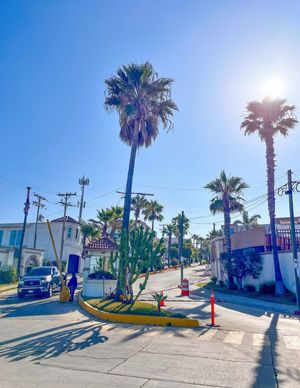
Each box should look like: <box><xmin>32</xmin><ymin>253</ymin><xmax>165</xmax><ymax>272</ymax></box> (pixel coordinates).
<box><xmin>286</xmin><ymin>169</ymin><xmax>300</xmax><ymax>312</ymax></box>
<box><xmin>179</xmin><ymin>210</ymin><xmax>184</xmax><ymax>282</ymax></box>
<box><xmin>32</xmin><ymin>193</ymin><xmax>47</xmax><ymax>249</ymax></box>
<box><xmin>57</xmin><ymin>192</ymin><xmax>77</xmax><ymax>265</ymax></box>
<box><xmin>17</xmin><ymin>187</ymin><xmax>31</xmax><ymax>279</ymax></box>
<box><xmin>78</xmin><ymin>176</ymin><xmax>89</xmax><ymax>223</ymax></box>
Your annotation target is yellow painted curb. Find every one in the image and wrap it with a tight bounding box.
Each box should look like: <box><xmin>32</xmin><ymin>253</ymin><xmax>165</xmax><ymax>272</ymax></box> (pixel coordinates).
<box><xmin>78</xmin><ymin>295</ymin><xmax>199</xmax><ymax>328</ymax></box>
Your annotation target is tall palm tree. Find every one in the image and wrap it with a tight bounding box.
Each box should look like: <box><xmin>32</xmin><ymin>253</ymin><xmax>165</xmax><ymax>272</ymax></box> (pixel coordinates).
<box><xmin>104</xmin><ymin>63</ymin><xmax>178</xmax><ymax>233</ymax></box>
<box><xmin>131</xmin><ymin>195</ymin><xmax>147</xmax><ymax>225</ymax></box>
<box><xmin>233</xmin><ymin>211</ymin><xmax>261</xmax><ymax>230</ymax></box>
<box><xmin>241</xmin><ymin>97</ymin><xmax>297</xmax><ymax>294</ymax></box>
<box><xmin>143</xmin><ymin>200</ymin><xmax>164</xmax><ymax>231</ymax></box>
<box><xmin>162</xmin><ymin>224</ymin><xmax>175</xmax><ymax>266</ymax></box>
<box><xmin>205</xmin><ymin>171</ymin><xmax>248</xmax><ymax>287</ymax></box>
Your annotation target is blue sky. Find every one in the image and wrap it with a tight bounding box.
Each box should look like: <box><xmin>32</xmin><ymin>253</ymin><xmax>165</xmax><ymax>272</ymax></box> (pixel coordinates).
<box><xmin>1</xmin><ymin>0</ymin><xmax>300</xmax><ymax>237</ymax></box>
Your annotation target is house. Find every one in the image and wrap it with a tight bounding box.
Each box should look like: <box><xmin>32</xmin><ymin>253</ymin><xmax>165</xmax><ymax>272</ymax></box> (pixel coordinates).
<box><xmin>0</xmin><ymin>216</ymin><xmax>83</xmax><ymax>274</ymax></box>
<box><xmin>82</xmin><ymin>236</ymin><xmax>117</xmax><ymax>297</ymax></box>
<box><xmin>210</xmin><ymin>217</ymin><xmax>300</xmax><ymax>293</ymax></box>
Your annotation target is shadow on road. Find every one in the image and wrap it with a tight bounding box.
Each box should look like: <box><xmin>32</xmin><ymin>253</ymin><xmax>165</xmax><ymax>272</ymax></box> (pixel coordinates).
<box><xmin>0</xmin><ymin>296</ymin><xmax>78</xmax><ymax>318</ymax></box>
<box><xmin>0</xmin><ymin>319</ymin><xmax>108</xmax><ymax>362</ymax></box>
<box><xmin>253</xmin><ymin>313</ymin><xmax>300</xmax><ymax>387</ymax></box>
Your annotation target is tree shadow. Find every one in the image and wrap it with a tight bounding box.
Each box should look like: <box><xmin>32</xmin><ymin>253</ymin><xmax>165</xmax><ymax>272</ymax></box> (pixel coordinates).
<box><xmin>0</xmin><ymin>297</ymin><xmax>78</xmax><ymax>318</ymax></box>
<box><xmin>0</xmin><ymin>320</ymin><xmax>108</xmax><ymax>362</ymax></box>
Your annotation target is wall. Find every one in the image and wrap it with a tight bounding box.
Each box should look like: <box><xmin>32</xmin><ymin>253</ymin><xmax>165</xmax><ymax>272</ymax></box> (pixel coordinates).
<box><xmin>243</xmin><ymin>252</ymin><xmax>298</xmax><ymax>293</ymax></box>
<box><xmin>210</xmin><ymin>237</ymin><xmax>227</xmax><ymax>281</ymax></box>
<box><xmin>231</xmin><ymin>227</ymin><xmax>266</xmax><ymax>250</ymax></box>
<box><xmin>0</xmin><ymin>248</ymin><xmax>15</xmax><ymax>268</ymax></box>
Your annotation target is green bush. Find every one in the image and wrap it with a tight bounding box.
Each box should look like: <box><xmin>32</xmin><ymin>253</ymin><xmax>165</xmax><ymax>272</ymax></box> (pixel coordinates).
<box><xmin>245</xmin><ymin>284</ymin><xmax>256</xmax><ymax>293</ymax></box>
<box><xmin>170</xmin><ymin>258</ymin><xmax>179</xmax><ymax>267</ymax></box>
<box><xmin>88</xmin><ymin>270</ymin><xmax>116</xmax><ymax>280</ymax></box>
<box><xmin>0</xmin><ymin>266</ymin><xmax>18</xmax><ymax>284</ymax></box>
<box><xmin>260</xmin><ymin>281</ymin><xmax>276</xmax><ymax>295</ymax></box>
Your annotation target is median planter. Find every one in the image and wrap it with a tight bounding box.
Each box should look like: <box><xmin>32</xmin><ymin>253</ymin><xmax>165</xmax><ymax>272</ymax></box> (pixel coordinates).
<box><xmin>78</xmin><ymin>295</ymin><xmax>199</xmax><ymax>327</ymax></box>
<box><xmin>82</xmin><ymin>278</ymin><xmax>117</xmax><ymax>298</ymax></box>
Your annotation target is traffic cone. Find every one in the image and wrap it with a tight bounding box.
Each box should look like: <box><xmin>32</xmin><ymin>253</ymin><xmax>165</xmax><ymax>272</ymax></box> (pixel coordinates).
<box><xmin>159</xmin><ymin>291</ymin><xmax>166</xmax><ymax>307</ymax></box>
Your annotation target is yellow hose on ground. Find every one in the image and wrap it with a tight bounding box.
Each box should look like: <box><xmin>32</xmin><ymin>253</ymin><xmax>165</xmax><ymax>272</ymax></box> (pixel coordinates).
<box><xmin>46</xmin><ymin>220</ymin><xmax>70</xmax><ymax>303</ymax></box>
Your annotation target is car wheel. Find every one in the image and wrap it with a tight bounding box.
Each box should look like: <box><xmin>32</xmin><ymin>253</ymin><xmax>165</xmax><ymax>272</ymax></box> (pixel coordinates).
<box><xmin>46</xmin><ymin>284</ymin><xmax>53</xmax><ymax>298</ymax></box>
<box><xmin>18</xmin><ymin>292</ymin><xmax>24</xmax><ymax>299</ymax></box>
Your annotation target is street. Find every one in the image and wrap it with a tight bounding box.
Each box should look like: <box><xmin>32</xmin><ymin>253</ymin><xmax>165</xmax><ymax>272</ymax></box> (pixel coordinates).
<box><xmin>0</xmin><ymin>267</ymin><xmax>300</xmax><ymax>387</ymax></box>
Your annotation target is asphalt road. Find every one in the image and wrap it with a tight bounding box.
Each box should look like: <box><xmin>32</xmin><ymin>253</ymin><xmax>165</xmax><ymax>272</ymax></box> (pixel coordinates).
<box><xmin>0</xmin><ymin>267</ymin><xmax>300</xmax><ymax>387</ymax></box>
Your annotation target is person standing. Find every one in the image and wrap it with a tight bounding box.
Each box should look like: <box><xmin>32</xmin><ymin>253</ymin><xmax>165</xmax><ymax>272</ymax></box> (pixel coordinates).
<box><xmin>67</xmin><ymin>273</ymin><xmax>77</xmax><ymax>302</ymax></box>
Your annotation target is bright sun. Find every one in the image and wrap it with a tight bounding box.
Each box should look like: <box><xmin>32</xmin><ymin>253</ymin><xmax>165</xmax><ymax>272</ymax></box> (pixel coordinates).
<box><xmin>262</xmin><ymin>78</ymin><xmax>284</xmax><ymax>99</ymax></box>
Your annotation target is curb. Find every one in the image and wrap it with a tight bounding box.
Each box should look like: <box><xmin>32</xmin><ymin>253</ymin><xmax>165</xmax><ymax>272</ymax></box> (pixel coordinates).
<box><xmin>78</xmin><ymin>295</ymin><xmax>199</xmax><ymax>328</ymax></box>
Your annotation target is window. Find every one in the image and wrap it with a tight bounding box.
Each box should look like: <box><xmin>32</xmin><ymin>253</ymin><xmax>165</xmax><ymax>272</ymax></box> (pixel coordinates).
<box><xmin>0</xmin><ymin>230</ymin><xmax>3</xmax><ymax>246</ymax></box>
<box><xmin>75</xmin><ymin>228</ymin><xmax>79</xmax><ymax>240</ymax></box>
<box><xmin>67</xmin><ymin>227</ymin><xmax>73</xmax><ymax>239</ymax></box>
<box><xmin>9</xmin><ymin>230</ymin><xmax>22</xmax><ymax>246</ymax></box>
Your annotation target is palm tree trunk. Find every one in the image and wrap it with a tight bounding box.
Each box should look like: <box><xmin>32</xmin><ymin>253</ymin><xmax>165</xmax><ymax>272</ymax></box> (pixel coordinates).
<box><xmin>168</xmin><ymin>233</ymin><xmax>171</xmax><ymax>267</ymax></box>
<box><xmin>151</xmin><ymin>219</ymin><xmax>154</xmax><ymax>231</ymax></box>
<box><xmin>122</xmin><ymin>144</ymin><xmax>137</xmax><ymax>231</ymax></box>
<box><xmin>115</xmin><ymin>142</ymin><xmax>138</xmax><ymax>300</ymax></box>
<box><xmin>223</xmin><ymin>196</ymin><xmax>234</xmax><ymax>287</ymax></box>
<box><xmin>265</xmin><ymin>135</ymin><xmax>285</xmax><ymax>295</ymax></box>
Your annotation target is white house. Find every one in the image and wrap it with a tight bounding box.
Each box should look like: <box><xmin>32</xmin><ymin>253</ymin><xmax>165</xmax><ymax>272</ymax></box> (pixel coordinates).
<box><xmin>0</xmin><ymin>216</ymin><xmax>83</xmax><ymax>274</ymax></box>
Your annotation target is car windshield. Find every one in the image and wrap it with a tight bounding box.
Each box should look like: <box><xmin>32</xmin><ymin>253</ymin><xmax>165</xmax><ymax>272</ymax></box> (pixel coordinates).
<box><xmin>26</xmin><ymin>267</ymin><xmax>52</xmax><ymax>276</ymax></box>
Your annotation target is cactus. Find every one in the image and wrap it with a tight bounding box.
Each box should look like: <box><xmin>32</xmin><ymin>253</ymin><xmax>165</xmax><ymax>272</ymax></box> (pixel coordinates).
<box><xmin>110</xmin><ymin>226</ymin><xmax>165</xmax><ymax>305</ymax></box>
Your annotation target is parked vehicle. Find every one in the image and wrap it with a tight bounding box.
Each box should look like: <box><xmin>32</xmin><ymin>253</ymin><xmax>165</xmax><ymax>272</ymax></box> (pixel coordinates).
<box><xmin>17</xmin><ymin>266</ymin><xmax>64</xmax><ymax>299</ymax></box>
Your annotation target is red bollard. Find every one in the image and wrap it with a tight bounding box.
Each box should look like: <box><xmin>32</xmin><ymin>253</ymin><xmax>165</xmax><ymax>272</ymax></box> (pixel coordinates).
<box><xmin>210</xmin><ymin>289</ymin><xmax>215</xmax><ymax>326</ymax></box>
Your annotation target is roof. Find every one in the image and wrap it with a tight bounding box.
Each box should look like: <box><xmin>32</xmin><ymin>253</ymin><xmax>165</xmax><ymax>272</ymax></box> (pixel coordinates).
<box><xmin>85</xmin><ymin>236</ymin><xmax>117</xmax><ymax>251</ymax></box>
<box><xmin>51</xmin><ymin>216</ymin><xmax>79</xmax><ymax>224</ymax></box>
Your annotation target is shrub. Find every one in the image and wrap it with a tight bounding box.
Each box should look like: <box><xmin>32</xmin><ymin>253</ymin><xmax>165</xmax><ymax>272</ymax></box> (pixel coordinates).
<box><xmin>211</xmin><ymin>276</ymin><xmax>217</xmax><ymax>285</ymax></box>
<box><xmin>171</xmin><ymin>258</ymin><xmax>179</xmax><ymax>267</ymax></box>
<box><xmin>260</xmin><ymin>282</ymin><xmax>276</xmax><ymax>295</ymax></box>
<box><xmin>218</xmin><ymin>280</ymin><xmax>225</xmax><ymax>287</ymax></box>
<box><xmin>0</xmin><ymin>266</ymin><xmax>18</xmax><ymax>284</ymax></box>
<box><xmin>88</xmin><ymin>270</ymin><xmax>116</xmax><ymax>280</ymax></box>
<box><xmin>244</xmin><ymin>284</ymin><xmax>256</xmax><ymax>293</ymax></box>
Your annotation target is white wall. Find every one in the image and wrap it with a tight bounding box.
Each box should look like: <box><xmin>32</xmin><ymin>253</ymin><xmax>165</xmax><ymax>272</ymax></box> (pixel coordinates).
<box><xmin>243</xmin><ymin>252</ymin><xmax>298</xmax><ymax>293</ymax></box>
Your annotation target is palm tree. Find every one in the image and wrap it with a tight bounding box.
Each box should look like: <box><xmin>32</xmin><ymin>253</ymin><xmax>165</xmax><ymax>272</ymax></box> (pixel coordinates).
<box><xmin>233</xmin><ymin>211</ymin><xmax>261</xmax><ymax>230</ymax></box>
<box><xmin>80</xmin><ymin>221</ymin><xmax>100</xmax><ymax>245</ymax></box>
<box><xmin>205</xmin><ymin>171</ymin><xmax>248</xmax><ymax>287</ymax></box>
<box><xmin>207</xmin><ymin>229</ymin><xmax>223</xmax><ymax>240</ymax></box>
<box><xmin>109</xmin><ymin>206</ymin><xmax>123</xmax><ymax>239</ymax></box>
<box><xmin>143</xmin><ymin>200</ymin><xmax>164</xmax><ymax>231</ymax></box>
<box><xmin>162</xmin><ymin>224</ymin><xmax>175</xmax><ymax>266</ymax></box>
<box><xmin>172</xmin><ymin>213</ymin><xmax>190</xmax><ymax>237</ymax></box>
<box><xmin>96</xmin><ymin>208</ymin><xmax>114</xmax><ymax>236</ymax></box>
<box><xmin>241</xmin><ymin>97</ymin><xmax>297</xmax><ymax>294</ymax></box>
<box><xmin>131</xmin><ymin>195</ymin><xmax>147</xmax><ymax>225</ymax></box>
<box><xmin>104</xmin><ymin>63</ymin><xmax>178</xmax><ymax>233</ymax></box>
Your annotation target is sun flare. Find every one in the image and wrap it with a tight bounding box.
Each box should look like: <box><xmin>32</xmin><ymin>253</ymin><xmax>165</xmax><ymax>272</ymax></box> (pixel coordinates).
<box><xmin>262</xmin><ymin>78</ymin><xmax>284</xmax><ymax>99</ymax></box>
